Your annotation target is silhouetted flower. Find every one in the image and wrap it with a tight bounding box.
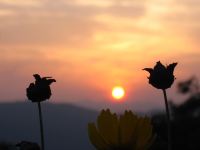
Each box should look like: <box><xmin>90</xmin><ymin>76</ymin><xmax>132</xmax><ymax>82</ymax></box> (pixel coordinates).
<box><xmin>143</xmin><ymin>61</ymin><xmax>177</xmax><ymax>89</ymax></box>
<box><xmin>26</xmin><ymin>74</ymin><xmax>56</xmax><ymax>102</ymax></box>
<box><xmin>88</xmin><ymin>109</ymin><xmax>154</xmax><ymax>150</ymax></box>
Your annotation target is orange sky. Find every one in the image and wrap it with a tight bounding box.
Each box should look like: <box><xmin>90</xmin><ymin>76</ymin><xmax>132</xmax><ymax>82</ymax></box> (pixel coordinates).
<box><xmin>0</xmin><ymin>0</ymin><xmax>200</xmax><ymax>112</ymax></box>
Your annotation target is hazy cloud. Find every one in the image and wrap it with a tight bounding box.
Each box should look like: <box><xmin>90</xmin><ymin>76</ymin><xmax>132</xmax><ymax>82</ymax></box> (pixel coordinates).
<box><xmin>0</xmin><ymin>0</ymin><xmax>199</xmax><ymax>112</ymax></box>
<box><xmin>0</xmin><ymin>0</ymin><xmax>147</xmax><ymax>47</ymax></box>
<box><xmin>157</xmin><ymin>0</ymin><xmax>200</xmax><ymax>46</ymax></box>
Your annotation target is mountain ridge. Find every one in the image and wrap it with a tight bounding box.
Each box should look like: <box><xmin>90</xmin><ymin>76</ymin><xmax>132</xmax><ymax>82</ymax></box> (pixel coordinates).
<box><xmin>0</xmin><ymin>102</ymin><xmax>98</xmax><ymax>150</ymax></box>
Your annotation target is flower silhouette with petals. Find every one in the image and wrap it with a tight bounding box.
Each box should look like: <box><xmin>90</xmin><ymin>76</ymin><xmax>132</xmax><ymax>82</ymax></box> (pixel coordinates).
<box><xmin>88</xmin><ymin>109</ymin><xmax>154</xmax><ymax>150</ymax></box>
<box><xmin>143</xmin><ymin>61</ymin><xmax>177</xmax><ymax>90</ymax></box>
<box><xmin>26</xmin><ymin>74</ymin><xmax>56</xmax><ymax>150</ymax></box>
<box><xmin>26</xmin><ymin>74</ymin><xmax>56</xmax><ymax>102</ymax></box>
<box><xmin>143</xmin><ymin>61</ymin><xmax>177</xmax><ymax>150</ymax></box>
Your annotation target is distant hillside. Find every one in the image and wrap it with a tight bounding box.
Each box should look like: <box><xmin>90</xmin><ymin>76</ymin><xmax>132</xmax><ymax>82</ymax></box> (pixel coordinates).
<box><xmin>0</xmin><ymin>102</ymin><xmax>98</xmax><ymax>150</ymax></box>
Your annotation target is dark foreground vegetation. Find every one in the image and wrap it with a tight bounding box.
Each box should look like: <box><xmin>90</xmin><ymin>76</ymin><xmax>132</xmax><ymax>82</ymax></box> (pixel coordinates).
<box><xmin>152</xmin><ymin>77</ymin><xmax>200</xmax><ymax>150</ymax></box>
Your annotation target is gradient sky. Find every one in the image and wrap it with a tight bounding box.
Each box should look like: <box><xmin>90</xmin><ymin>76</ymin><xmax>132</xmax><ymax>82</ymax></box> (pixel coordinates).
<box><xmin>0</xmin><ymin>0</ymin><xmax>200</xmax><ymax>112</ymax></box>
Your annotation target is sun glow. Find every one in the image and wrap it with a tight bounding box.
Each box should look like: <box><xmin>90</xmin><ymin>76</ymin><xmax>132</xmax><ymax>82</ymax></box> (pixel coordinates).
<box><xmin>112</xmin><ymin>86</ymin><xmax>125</xmax><ymax>100</ymax></box>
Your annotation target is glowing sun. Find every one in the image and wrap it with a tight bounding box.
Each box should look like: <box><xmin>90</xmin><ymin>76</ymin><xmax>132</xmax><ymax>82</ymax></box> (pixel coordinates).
<box><xmin>112</xmin><ymin>86</ymin><xmax>125</xmax><ymax>100</ymax></box>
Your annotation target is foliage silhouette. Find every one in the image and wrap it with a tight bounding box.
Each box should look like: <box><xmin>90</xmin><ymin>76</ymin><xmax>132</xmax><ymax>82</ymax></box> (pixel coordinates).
<box><xmin>151</xmin><ymin>77</ymin><xmax>200</xmax><ymax>150</ymax></box>
<box><xmin>177</xmin><ymin>76</ymin><xmax>199</xmax><ymax>95</ymax></box>
<box><xmin>16</xmin><ymin>141</ymin><xmax>40</xmax><ymax>150</ymax></box>
<box><xmin>0</xmin><ymin>142</ymin><xmax>13</xmax><ymax>150</ymax></box>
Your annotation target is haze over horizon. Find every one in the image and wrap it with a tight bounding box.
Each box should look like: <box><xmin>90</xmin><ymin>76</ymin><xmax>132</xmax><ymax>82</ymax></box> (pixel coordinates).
<box><xmin>0</xmin><ymin>0</ymin><xmax>200</xmax><ymax>112</ymax></box>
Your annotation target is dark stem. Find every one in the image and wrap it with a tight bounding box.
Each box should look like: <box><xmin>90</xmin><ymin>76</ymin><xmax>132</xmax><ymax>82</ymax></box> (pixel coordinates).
<box><xmin>38</xmin><ymin>102</ymin><xmax>45</xmax><ymax>150</ymax></box>
<box><xmin>162</xmin><ymin>89</ymin><xmax>172</xmax><ymax>150</ymax></box>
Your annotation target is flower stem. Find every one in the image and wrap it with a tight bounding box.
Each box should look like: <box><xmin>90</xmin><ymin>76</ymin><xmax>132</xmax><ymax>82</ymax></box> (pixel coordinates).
<box><xmin>162</xmin><ymin>89</ymin><xmax>172</xmax><ymax>150</ymax></box>
<box><xmin>38</xmin><ymin>102</ymin><xmax>45</xmax><ymax>150</ymax></box>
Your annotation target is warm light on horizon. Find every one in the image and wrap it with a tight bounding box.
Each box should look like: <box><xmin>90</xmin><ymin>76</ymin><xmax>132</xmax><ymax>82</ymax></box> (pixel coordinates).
<box><xmin>112</xmin><ymin>86</ymin><xmax>125</xmax><ymax>101</ymax></box>
<box><xmin>0</xmin><ymin>0</ymin><xmax>199</xmax><ymax>112</ymax></box>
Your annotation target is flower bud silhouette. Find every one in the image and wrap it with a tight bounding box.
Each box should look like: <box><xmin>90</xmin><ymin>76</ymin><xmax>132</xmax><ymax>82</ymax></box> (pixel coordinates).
<box><xmin>143</xmin><ymin>61</ymin><xmax>177</xmax><ymax>90</ymax></box>
<box><xmin>26</xmin><ymin>74</ymin><xmax>56</xmax><ymax>102</ymax></box>
<box><xmin>143</xmin><ymin>61</ymin><xmax>178</xmax><ymax>150</ymax></box>
<box><xmin>88</xmin><ymin>109</ymin><xmax>154</xmax><ymax>150</ymax></box>
<box><xmin>26</xmin><ymin>74</ymin><xmax>56</xmax><ymax>150</ymax></box>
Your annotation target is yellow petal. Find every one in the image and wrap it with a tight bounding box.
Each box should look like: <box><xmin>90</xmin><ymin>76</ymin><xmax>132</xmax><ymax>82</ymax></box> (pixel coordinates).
<box><xmin>97</xmin><ymin>109</ymin><xmax>119</xmax><ymax>146</ymax></box>
<box><xmin>88</xmin><ymin>123</ymin><xmax>109</xmax><ymax>150</ymax></box>
<box><xmin>119</xmin><ymin>111</ymin><xmax>139</xmax><ymax>146</ymax></box>
<box><xmin>135</xmin><ymin>117</ymin><xmax>153</xmax><ymax>150</ymax></box>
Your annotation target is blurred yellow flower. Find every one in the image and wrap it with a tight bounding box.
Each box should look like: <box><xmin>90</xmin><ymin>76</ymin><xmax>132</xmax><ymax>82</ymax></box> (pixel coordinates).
<box><xmin>88</xmin><ymin>109</ymin><xmax>154</xmax><ymax>150</ymax></box>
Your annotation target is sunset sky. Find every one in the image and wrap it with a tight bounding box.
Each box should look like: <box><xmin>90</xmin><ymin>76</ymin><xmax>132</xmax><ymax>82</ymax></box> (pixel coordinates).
<box><xmin>0</xmin><ymin>0</ymin><xmax>200</xmax><ymax>112</ymax></box>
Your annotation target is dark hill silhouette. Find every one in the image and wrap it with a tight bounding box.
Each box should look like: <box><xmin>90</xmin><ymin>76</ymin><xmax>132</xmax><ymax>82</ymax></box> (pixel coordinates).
<box><xmin>0</xmin><ymin>102</ymin><xmax>98</xmax><ymax>150</ymax></box>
